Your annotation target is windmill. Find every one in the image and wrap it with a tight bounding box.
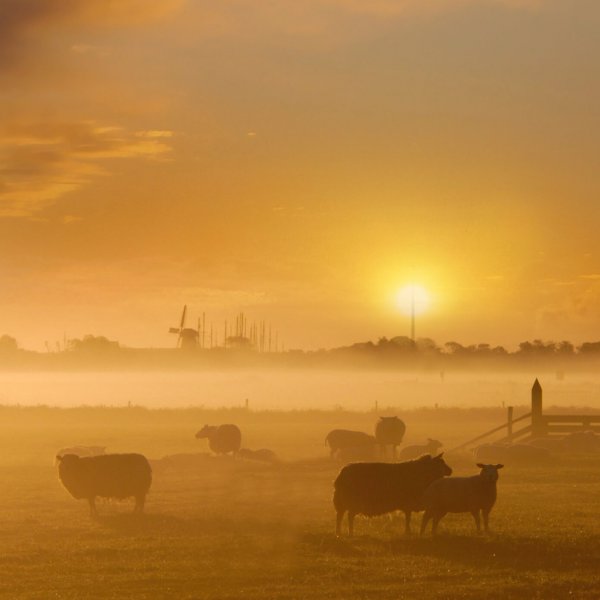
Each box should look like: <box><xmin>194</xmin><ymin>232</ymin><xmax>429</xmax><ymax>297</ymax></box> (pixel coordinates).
<box><xmin>169</xmin><ymin>305</ymin><xmax>199</xmax><ymax>349</ymax></box>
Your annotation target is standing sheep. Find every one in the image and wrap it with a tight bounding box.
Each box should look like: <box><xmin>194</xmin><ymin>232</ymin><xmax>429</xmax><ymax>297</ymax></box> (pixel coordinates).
<box><xmin>325</xmin><ymin>429</ymin><xmax>376</xmax><ymax>459</ymax></box>
<box><xmin>420</xmin><ymin>463</ymin><xmax>504</xmax><ymax>535</ymax></box>
<box><xmin>57</xmin><ymin>453</ymin><xmax>152</xmax><ymax>517</ymax></box>
<box><xmin>399</xmin><ymin>438</ymin><xmax>443</xmax><ymax>461</ymax></box>
<box><xmin>333</xmin><ymin>453</ymin><xmax>452</xmax><ymax>536</ymax></box>
<box><xmin>195</xmin><ymin>424</ymin><xmax>242</xmax><ymax>456</ymax></box>
<box><xmin>375</xmin><ymin>416</ymin><xmax>406</xmax><ymax>460</ymax></box>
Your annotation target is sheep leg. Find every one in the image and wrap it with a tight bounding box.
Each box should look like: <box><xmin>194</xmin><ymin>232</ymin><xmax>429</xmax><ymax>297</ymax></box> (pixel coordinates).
<box><xmin>88</xmin><ymin>496</ymin><xmax>97</xmax><ymax>518</ymax></box>
<box><xmin>431</xmin><ymin>511</ymin><xmax>445</xmax><ymax>535</ymax></box>
<box><xmin>482</xmin><ymin>510</ymin><xmax>490</xmax><ymax>533</ymax></box>
<box><xmin>134</xmin><ymin>494</ymin><xmax>146</xmax><ymax>514</ymax></box>
<box><xmin>471</xmin><ymin>510</ymin><xmax>481</xmax><ymax>533</ymax></box>
<box><xmin>348</xmin><ymin>512</ymin><xmax>356</xmax><ymax>537</ymax></box>
<box><xmin>420</xmin><ymin>510</ymin><xmax>432</xmax><ymax>535</ymax></box>
<box><xmin>335</xmin><ymin>510</ymin><xmax>345</xmax><ymax>537</ymax></box>
<box><xmin>404</xmin><ymin>510</ymin><xmax>412</xmax><ymax>535</ymax></box>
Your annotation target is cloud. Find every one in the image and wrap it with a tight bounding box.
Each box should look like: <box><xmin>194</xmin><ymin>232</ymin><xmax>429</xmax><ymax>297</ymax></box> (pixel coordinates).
<box><xmin>0</xmin><ymin>121</ymin><xmax>173</xmax><ymax>217</ymax></box>
<box><xmin>0</xmin><ymin>0</ymin><xmax>185</xmax><ymax>68</ymax></box>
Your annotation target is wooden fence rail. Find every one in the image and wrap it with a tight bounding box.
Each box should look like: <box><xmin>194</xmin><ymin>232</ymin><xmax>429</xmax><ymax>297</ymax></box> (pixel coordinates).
<box><xmin>450</xmin><ymin>378</ymin><xmax>600</xmax><ymax>452</ymax></box>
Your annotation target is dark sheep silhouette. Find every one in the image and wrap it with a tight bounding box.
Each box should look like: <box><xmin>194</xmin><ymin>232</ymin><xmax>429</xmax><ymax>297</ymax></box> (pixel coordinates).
<box><xmin>333</xmin><ymin>453</ymin><xmax>452</xmax><ymax>536</ymax></box>
<box><xmin>375</xmin><ymin>416</ymin><xmax>406</xmax><ymax>459</ymax></box>
<box><xmin>325</xmin><ymin>429</ymin><xmax>376</xmax><ymax>458</ymax></box>
<box><xmin>57</xmin><ymin>453</ymin><xmax>152</xmax><ymax>517</ymax></box>
<box><xmin>195</xmin><ymin>424</ymin><xmax>242</xmax><ymax>456</ymax></box>
<box><xmin>421</xmin><ymin>463</ymin><xmax>504</xmax><ymax>535</ymax></box>
<box><xmin>237</xmin><ymin>448</ymin><xmax>279</xmax><ymax>463</ymax></box>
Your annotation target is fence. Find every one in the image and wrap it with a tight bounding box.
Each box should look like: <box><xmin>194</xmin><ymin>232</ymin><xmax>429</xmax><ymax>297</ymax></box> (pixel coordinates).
<box><xmin>451</xmin><ymin>378</ymin><xmax>600</xmax><ymax>452</ymax></box>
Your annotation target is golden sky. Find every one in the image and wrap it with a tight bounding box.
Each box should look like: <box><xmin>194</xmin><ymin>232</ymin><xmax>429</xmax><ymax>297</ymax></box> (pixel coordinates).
<box><xmin>1</xmin><ymin>0</ymin><xmax>600</xmax><ymax>350</ymax></box>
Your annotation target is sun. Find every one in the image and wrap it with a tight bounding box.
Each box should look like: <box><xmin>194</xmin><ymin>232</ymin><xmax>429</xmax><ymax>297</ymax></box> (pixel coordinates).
<box><xmin>396</xmin><ymin>284</ymin><xmax>430</xmax><ymax>316</ymax></box>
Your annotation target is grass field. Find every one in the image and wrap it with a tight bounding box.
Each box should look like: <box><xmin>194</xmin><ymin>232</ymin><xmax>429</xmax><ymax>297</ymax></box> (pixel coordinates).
<box><xmin>0</xmin><ymin>406</ymin><xmax>599</xmax><ymax>599</ymax></box>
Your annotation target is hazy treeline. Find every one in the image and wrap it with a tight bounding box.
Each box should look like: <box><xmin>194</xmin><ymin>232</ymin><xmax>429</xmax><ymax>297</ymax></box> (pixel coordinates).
<box><xmin>3</xmin><ymin>333</ymin><xmax>600</xmax><ymax>371</ymax></box>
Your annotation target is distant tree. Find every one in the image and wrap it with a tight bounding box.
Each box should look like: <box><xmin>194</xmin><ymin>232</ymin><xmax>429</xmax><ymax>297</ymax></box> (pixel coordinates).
<box><xmin>578</xmin><ymin>341</ymin><xmax>600</xmax><ymax>354</ymax></box>
<box><xmin>68</xmin><ymin>335</ymin><xmax>119</xmax><ymax>353</ymax></box>
<box><xmin>556</xmin><ymin>341</ymin><xmax>575</xmax><ymax>356</ymax></box>
<box><xmin>416</xmin><ymin>337</ymin><xmax>439</xmax><ymax>353</ymax></box>
<box><xmin>0</xmin><ymin>335</ymin><xmax>18</xmax><ymax>353</ymax></box>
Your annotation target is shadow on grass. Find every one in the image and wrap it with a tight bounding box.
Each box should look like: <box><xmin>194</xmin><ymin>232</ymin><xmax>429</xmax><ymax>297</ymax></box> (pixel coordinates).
<box><xmin>303</xmin><ymin>532</ymin><xmax>600</xmax><ymax>571</ymax></box>
<box><xmin>95</xmin><ymin>512</ymin><xmax>297</xmax><ymax>538</ymax></box>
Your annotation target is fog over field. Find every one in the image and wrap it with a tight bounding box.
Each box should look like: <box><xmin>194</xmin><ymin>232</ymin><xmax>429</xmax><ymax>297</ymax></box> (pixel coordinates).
<box><xmin>2</xmin><ymin>370</ymin><xmax>600</xmax><ymax>410</ymax></box>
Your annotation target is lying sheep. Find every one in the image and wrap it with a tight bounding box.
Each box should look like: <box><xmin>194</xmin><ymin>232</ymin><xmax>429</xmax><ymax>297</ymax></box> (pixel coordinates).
<box><xmin>333</xmin><ymin>453</ymin><xmax>452</xmax><ymax>536</ymax></box>
<box><xmin>420</xmin><ymin>463</ymin><xmax>504</xmax><ymax>535</ymax></box>
<box><xmin>57</xmin><ymin>453</ymin><xmax>152</xmax><ymax>517</ymax></box>
<box><xmin>325</xmin><ymin>429</ymin><xmax>376</xmax><ymax>459</ymax></box>
<box><xmin>399</xmin><ymin>438</ymin><xmax>443</xmax><ymax>461</ymax></box>
<box><xmin>237</xmin><ymin>448</ymin><xmax>279</xmax><ymax>463</ymax></box>
<box><xmin>196</xmin><ymin>424</ymin><xmax>242</xmax><ymax>456</ymax></box>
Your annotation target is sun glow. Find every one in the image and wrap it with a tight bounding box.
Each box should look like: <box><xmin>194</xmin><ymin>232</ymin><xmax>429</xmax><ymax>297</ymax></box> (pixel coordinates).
<box><xmin>396</xmin><ymin>284</ymin><xmax>431</xmax><ymax>316</ymax></box>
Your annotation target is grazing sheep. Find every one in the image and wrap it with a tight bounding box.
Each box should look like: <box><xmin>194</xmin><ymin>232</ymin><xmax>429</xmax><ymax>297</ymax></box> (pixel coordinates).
<box><xmin>57</xmin><ymin>453</ymin><xmax>152</xmax><ymax>517</ymax></box>
<box><xmin>196</xmin><ymin>424</ymin><xmax>242</xmax><ymax>456</ymax></box>
<box><xmin>325</xmin><ymin>429</ymin><xmax>376</xmax><ymax>458</ymax></box>
<box><xmin>375</xmin><ymin>416</ymin><xmax>406</xmax><ymax>460</ymax></box>
<box><xmin>420</xmin><ymin>463</ymin><xmax>504</xmax><ymax>535</ymax></box>
<box><xmin>237</xmin><ymin>448</ymin><xmax>279</xmax><ymax>463</ymax></box>
<box><xmin>333</xmin><ymin>453</ymin><xmax>452</xmax><ymax>536</ymax></box>
<box><xmin>399</xmin><ymin>438</ymin><xmax>443</xmax><ymax>461</ymax></box>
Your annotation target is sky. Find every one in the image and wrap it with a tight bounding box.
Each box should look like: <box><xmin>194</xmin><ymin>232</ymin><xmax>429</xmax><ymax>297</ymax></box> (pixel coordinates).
<box><xmin>1</xmin><ymin>0</ymin><xmax>600</xmax><ymax>351</ymax></box>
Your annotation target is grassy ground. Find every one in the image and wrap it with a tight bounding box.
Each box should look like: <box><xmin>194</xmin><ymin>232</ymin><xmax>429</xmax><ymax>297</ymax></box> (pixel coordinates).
<box><xmin>0</xmin><ymin>407</ymin><xmax>599</xmax><ymax>598</ymax></box>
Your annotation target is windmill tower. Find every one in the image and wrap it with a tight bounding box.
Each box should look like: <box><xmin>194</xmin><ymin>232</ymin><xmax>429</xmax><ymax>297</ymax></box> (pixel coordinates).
<box><xmin>169</xmin><ymin>305</ymin><xmax>199</xmax><ymax>349</ymax></box>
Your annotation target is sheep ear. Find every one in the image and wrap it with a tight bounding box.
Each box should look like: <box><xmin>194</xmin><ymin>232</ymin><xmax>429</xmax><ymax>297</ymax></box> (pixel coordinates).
<box><xmin>476</xmin><ymin>463</ymin><xmax>485</xmax><ymax>468</ymax></box>
<box><xmin>495</xmin><ymin>464</ymin><xmax>504</xmax><ymax>469</ymax></box>
<box><xmin>435</xmin><ymin>452</ymin><xmax>444</xmax><ymax>458</ymax></box>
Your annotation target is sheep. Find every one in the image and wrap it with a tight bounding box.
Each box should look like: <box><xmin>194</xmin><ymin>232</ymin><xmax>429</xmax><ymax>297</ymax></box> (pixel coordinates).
<box><xmin>195</xmin><ymin>424</ymin><xmax>242</xmax><ymax>456</ymax></box>
<box><xmin>57</xmin><ymin>453</ymin><xmax>152</xmax><ymax>517</ymax></box>
<box><xmin>333</xmin><ymin>453</ymin><xmax>452</xmax><ymax>536</ymax></box>
<box><xmin>237</xmin><ymin>448</ymin><xmax>279</xmax><ymax>463</ymax></box>
<box><xmin>399</xmin><ymin>438</ymin><xmax>443</xmax><ymax>461</ymax></box>
<box><xmin>375</xmin><ymin>416</ymin><xmax>406</xmax><ymax>460</ymax></box>
<box><xmin>325</xmin><ymin>429</ymin><xmax>376</xmax><ymax>459</ymax></box>
<box><xmin>420</xmin><ymin>463</ymin><xmax>504</xmax><ymax>535</ymax></box>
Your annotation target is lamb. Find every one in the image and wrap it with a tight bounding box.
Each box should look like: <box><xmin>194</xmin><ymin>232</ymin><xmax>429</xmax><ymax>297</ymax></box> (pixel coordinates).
<box><xmin>399</xmin><ymin>438</ymin><xmax>443</xmax><ymax>461</ymax></box>
<box><xmin>57</xmin><ymin>453</ymin><xmax>152</xmax><ymax>517</ymax></box>
<box><xmin>375</xmin><ymin>416</ymin><xmax>406</xmax><ymax>459</ymax></box>
<box><xmin>420</xmin><ymin>463</ymin><xmax>504</xmax><ymax>535</ymax></box>
<box><xmin>333</xmin><ymin>453</ymin><xmax>452</xmax><ymax>536</ymax></box>
<box><xmin>195</xmin><ymin>424</ymin><xmax>242</xmax><ymax>456</ymax></box>
<box><xmin>237</xmin><ymin>448</ymin><xmax>279</xmax><ymax>463</ymax></box>
<box><xmin>325</xmin><ymin>429</ymin><xmax>376</xmax><ymax>458</ymax></box>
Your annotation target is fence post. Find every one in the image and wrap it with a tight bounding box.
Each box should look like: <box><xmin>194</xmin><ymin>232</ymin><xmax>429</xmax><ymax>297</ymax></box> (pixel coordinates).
<box><xmin>531</xmin><ymin>379</ymin><xmax>545</xmax><ymax>437</ymax></box>
<box><xmin>507</xmin><ymin>406</ymin><xmax>514</xmax><ymax>440</ymax></box>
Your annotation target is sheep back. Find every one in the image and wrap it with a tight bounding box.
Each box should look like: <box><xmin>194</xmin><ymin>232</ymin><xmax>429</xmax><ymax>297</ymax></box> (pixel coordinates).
<box><xmin>326</xmin><ymin>430</ymin><xmax>376</xmax><ymax>452</ymax></box>
<box><xmin>196</xmin><ymin>424</ymin><xmax>242</xmax><ymax>455</ymax></box>
<box><xmin>333</xmin><ymin>454</ymin><xmax>452</xmax><ymax>517</ymax></box>
<box><xmin>375</xmin><ymin>416</ymin><xmax>406</xmax><ymax>446</ymax></box>
<box><xmin>58</xmin><ymin>453</ymin><xmax>152</xmax><ymax>501</ymax></box>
